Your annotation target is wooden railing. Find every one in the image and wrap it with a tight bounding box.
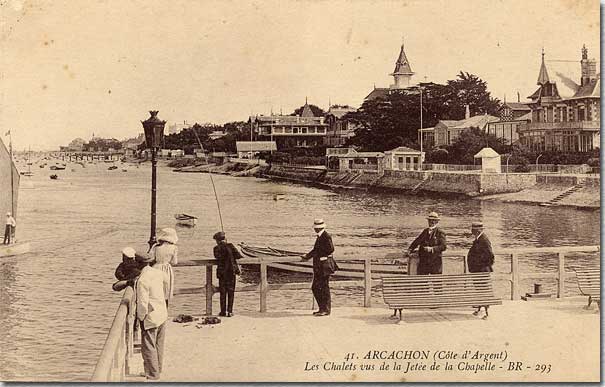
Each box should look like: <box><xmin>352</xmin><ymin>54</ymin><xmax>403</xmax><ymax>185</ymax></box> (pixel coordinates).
<box><xmin>176</xmin><ymin>245</ymin><xmax>600</xmax><ymax>315</ymax></box>
<box><xmin>92</xmin><ymin>245</ymin><xmax>599</xmax><ymax>381</ymax></box>
<box><xmin>91</xmin><ymin>287</ymin><xmax>136</xmax><ymax>382</ymax></box>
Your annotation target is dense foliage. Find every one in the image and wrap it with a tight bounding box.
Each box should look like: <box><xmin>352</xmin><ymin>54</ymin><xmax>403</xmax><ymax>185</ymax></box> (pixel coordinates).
<box><xmin>346</xmin><ymin>72</ymin><xmax>501</xmax><ymax>151</ymax></box>
<box><xmin>83</xmin><ymin>138</ymin><xmax>122</xmax><ymax>151</ymax></box>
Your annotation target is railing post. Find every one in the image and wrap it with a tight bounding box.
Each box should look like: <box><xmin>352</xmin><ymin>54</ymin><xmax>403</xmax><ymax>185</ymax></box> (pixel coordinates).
<box><xmin>557</xmin><ymin>252</ymin><xmax>565</xmax><ymax>298</ymax></box>
<box><xmin>364</xmin><ymin>258</ymin><xmax>371</xmax><ymax>307</ymax></box>
<box><xmin>260</xmin><ymin>260</ymin><xmax>268</xmax><ymax>312</ymax></box>
<box><xmin>205</xmin><ymin>264</ymin><xmax>213</xmax><ymax>315</ymax></box>
<box><xmin>125</xmin><ymin>299</ymin><xmax>134</xmax><ymax>376</ymax></box>
<box><xmin>511</xmin><ymin>253</ymin><xmax>519</xmax><ymax>300</ymax></box>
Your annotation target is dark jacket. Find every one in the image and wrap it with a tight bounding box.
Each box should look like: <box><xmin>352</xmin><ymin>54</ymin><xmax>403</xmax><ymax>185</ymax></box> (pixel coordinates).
<box><xmin>467</xmin><ymin>233</ymin><xmax>494</xmax><ymax>272</ymax></box>
<box><xmin>303</xmin><ymin>231</ymin><xmax>336</xmax><ymax>277</ymax></box>
<box><xmin>409</xmin><ymin>227</ymin><xmax>447</xmax><ymax>264</ymax></box>
<box><xmin>214</xmin><ymin>242</ymin><xmax>243</xmax><ymax>280</ymax></box>
<box><xmin>114</xmin><ymin>258</ymin><xmax>142</xmax><ymax>281</ymax></box>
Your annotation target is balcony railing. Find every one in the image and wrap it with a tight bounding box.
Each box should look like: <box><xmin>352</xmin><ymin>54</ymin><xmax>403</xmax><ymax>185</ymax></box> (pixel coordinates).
<box><xmin>520</xmin><ymin>121</ymin><xmax>600</xmax><ymax>131</ymax></box>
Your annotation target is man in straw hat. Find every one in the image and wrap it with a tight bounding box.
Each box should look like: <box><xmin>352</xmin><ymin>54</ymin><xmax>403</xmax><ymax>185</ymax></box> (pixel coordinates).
<box><xmin>467</xmin><ymin>221</ymin><xmax>495</xmax><ymax>318</ymax></box>
<box><xmin>135</xmin><ymin>252</ymin><xmax>169</xmax><ymax>381</ymax></box>
<box><xmin>3</xmin><ymin>212</ymin><xmax>16</xmax><ymax>245</ymax></box>
<box><xmin>301</xmin><ymin>219</ymin><xmax>338</xmax><ymax>316</ymax></box>
<box><xmin>408</xmin><ymin>211</ymin><xmax>447</xmax><ymax>275</ymax></box>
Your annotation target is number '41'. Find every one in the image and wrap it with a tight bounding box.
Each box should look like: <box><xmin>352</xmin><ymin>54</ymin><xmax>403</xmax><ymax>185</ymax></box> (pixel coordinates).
<box><xmin>344</xmin><ymin>353</ymin><xmax>355</xmax><ymax>361</ymax></box>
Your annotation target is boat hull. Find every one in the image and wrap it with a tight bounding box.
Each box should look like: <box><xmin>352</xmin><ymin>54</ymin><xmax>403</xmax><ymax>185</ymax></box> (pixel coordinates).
<box><xmin>0</xmin><ymin>242</ymin><xmax>31</xmax><ymax>258</ymax></box>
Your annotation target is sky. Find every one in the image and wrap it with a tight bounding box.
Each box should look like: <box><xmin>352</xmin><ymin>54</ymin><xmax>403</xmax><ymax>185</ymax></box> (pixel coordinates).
<box><xmin>0</xmin><ymin>0</ymin><xmax>600</xmax><ymax>150</ymax></box>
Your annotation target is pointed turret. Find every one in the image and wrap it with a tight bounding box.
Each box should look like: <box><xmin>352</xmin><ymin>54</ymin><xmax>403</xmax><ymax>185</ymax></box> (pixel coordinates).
<box><xmin>301</xmin><ymin>98</ymin><xmax>314</xmax><ymax>117</ymax></box>
<box><xmin>537</xmin><ymin>49</ymin><xmax>550</xmax><ymax>85</ymax></box>
<box><xmin>390</xmin><ymin>38</ymin><xmax>415</xmax><ymax>89</ymax></box>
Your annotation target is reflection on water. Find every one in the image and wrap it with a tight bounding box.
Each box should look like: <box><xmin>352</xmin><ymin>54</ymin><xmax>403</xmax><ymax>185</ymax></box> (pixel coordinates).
<box><xmin>0</xmin><ymin>163</ymin><xmax>599</xmax><ymax>381</ymax></box>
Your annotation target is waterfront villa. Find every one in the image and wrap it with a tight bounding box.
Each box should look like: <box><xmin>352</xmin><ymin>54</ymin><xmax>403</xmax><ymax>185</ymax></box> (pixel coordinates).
<box><xmin>235</xmin><ymin>141</ymin><xmax>277</xmax><ymax>159</ymax></box>
<box><xmin>251</xmin><ymin>101</ymin><xmax>328</xmax><ymax>150</ymax></box>
<box><xmin>518</xmin><ymin>46</ymin><xmax>600</xmax><ymax>152</ymax></box>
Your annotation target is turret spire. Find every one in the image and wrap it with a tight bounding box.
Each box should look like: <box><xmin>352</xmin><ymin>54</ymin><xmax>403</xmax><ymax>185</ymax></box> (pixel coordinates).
<box><xmin>537</xmin><ymin>48</ymin><xmax>550</xmax><ymax>85</ymax></box>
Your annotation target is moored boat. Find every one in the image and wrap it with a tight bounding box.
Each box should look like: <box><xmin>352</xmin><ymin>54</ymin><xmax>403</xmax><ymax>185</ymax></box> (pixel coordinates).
<box><xmin>174</xmin><ymin>213</ymin><xmax>197</xmax><ymax>227</ymax></box>
<box><xmin>238</xmin><ymin>243</ymin><xmax>407</xmax><ymax>279</ymax></box>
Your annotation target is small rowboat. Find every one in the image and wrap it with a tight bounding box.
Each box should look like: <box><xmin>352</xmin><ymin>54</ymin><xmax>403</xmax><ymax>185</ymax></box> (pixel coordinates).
<box><xmin>239</xmin><ymin>243</ymin><xmax>407</xmax><ymax>279</ymax></box>
<box><xmin>174</xmin><ymin>213</ymin><xmax>198</xmax><ymax>227</ymax></box>
<box><xmin>49</xmin><ymin>174</ymin><xmax>58</xmax><ymax>180</ymax></box>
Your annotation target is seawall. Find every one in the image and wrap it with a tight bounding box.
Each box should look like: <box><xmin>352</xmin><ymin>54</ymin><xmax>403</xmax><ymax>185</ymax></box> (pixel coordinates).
<box><xmin>259</xmin><ymin>165</ymin><xmax>600</xmax><ymax>209</ymax></box>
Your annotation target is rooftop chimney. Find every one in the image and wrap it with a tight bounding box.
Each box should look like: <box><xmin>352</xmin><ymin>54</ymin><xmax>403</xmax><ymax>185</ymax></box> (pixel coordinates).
<box><xmin>580</xmin><ymin>45</ymin><xmax>597</xmax><ymax>86</ymax></box>
<box><xmin>465</xmin><ymin>104</ymin><xmax>470</xmax><ymax>119</ymax></box>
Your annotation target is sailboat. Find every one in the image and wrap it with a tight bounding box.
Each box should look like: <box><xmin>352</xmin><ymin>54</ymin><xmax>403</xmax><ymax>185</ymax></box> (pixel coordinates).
<box><xmin>1</xmin><ymin>132</ymin><xmax>31</xmax><ymax>258</ymax></box>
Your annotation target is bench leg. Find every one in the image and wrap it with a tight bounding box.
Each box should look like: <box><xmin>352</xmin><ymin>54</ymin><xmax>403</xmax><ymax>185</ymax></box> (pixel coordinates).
<box><xmin>398</xmin><ymin>309</ymin><xmax>402</xmax><ymax>323</ymax></box>
<box><xmin>584</xmin><ymin>296</ymin><xmax>593</xmax><ymax>310</ymax></box>
<box><xmin>482</xmin><ymin>306</ymin><xmax>489</xmax><ymax>320</ymax></box>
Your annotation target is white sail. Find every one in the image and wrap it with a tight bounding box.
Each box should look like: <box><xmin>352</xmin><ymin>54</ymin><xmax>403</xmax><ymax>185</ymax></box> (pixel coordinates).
<box><xmin>0</xmin><ymin>136</ymin><xmax>20</xmax><ymax>220</ymax></box>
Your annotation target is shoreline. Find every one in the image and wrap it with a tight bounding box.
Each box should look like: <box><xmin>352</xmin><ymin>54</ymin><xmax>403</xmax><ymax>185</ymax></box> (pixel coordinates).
<box><xmin>166</xmin><ymin>160</ymin><xmax>599</xmax><ymax>210</ymax></box>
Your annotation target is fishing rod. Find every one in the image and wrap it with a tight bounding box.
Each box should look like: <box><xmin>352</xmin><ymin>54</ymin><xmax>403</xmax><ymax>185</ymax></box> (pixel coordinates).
<box><xmin>190</xmin><ymin>127</ymin><xmax>224</xmax><ymax>232</ymax></box>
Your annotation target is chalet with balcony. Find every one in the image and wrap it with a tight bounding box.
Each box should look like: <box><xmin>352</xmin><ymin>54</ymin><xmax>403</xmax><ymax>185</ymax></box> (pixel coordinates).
<box><xmin>434</xmin><ymin>113</ymin><xmax>499</xmax><ymax>147</ymax></box>
<box><xmin>486</xmin><ymin>101</ymin><xmax>532</xmax><ymax>145</ymax></box>
<box><xmin>252</xmin><ymin>101</ymin><xmax>328</xmax><ymax>150</ymax></box>
<box><xmin>236</xmin><ymin>141</ymin><xmax>277</xmax><ymax>159</ymax></box>
<box><xmin>518</xmin><ymin>46</ymin><xmax>600</xmax><ymax>152</ymax></box>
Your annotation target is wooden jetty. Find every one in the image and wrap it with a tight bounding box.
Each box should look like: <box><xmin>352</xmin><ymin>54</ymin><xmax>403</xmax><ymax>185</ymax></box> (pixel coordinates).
<box><xmin>92</xmin><ymin>245</ymin><xmax>600</xmax><ymax>382</ymax></box>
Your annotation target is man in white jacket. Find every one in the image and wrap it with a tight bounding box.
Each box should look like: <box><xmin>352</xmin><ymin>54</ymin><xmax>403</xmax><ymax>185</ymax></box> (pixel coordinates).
<box><xmin>136</xmin><ymin>253</ymin><xmax>169</xmax><ymax>381</ymax></box>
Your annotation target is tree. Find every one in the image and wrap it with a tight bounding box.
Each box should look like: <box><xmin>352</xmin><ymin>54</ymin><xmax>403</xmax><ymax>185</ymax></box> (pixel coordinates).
<box><xmin>445</xmin><ymin>127</ymin><xmax>509</xmax><ymax>165</ymax></box>
<box><xmin>346</xmin><ymin>73</ymin><xmax>501</xmax><ymax>153</ymax></box>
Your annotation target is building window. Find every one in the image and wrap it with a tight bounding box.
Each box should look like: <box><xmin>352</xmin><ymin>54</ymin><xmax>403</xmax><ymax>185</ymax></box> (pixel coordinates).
<box><xmin>285</xmin><ymin>127</ymin><xmax>292</xmax><ymax>134</ymax></box>
<box><xmin>293</xmin><ymin>127</ymin><xmax>299</xmax><ymax>134</ymax></box>
<box><xmin>317</xmin><ymin>128</ymin><xmax>325</xmax><ymax>134</ymax></box>
<box><xmin>309</xmin><ymin>127</ymin><xmax>316</xmax><ymax>134</ymax></box>
<box><xmin>301</xmin><ymin>127</ymin><xmax>308</xmax><ymax>134</ymax></box>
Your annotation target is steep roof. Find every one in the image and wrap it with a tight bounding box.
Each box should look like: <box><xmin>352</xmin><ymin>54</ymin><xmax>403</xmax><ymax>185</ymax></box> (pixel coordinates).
<box><xmin>391</xmin><ymin>44</ymin><xmax>414</xmax><ymax>75</ymax></box>
<box><xmin>537</xmin><ymin>51</ymin><xmax>550</xmax><ymax>85</ymax></box>
<box><xmin>438</xmin><ymin>115</ymin><xmax>499</xmax><ymax>130</ymax></box>
<box><xmin>569</xmin><ymin>77</ymin><xmax>600</xmax><ymax>99</ymax></box>
<box><xmin>301</xmin><ymin>101</ymin><xmax>315</xmax><ymax>117</ymax></box>
<box><xmin>364</xmin><ymin>87</ymin><xmax>389</xmax><ymax>101</ymax></box>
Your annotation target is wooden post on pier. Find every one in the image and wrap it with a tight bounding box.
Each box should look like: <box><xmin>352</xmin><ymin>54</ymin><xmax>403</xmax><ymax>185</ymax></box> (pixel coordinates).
<box><xmin>510</xmin><ymin>253</ymin><xmax>519</xmax><ymax>300</ymax></box>
<box><xmin>260</xmin><ymin>261</ymin><xmax>268</xmax><ymax>312</ymax></box>
<box><xmin>364</xmin><ymin>259</ymin><xmax>371</xmax><ymax>307</ymax></box>
<box><xmin>205</xmin><ymin>265</ymin><xmax>213</xmax><ymax>315</ymax></box>
<box><xmin>557</xmin><ymin>252</ymin><xmax>565</xmax><ymax>298</ymax></box>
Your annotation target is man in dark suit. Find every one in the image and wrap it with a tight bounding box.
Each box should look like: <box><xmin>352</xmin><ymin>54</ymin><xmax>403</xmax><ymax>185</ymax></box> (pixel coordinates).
<box><xmin>213</xmin><ymin>231</ymin><xmax>243</xmax><ymax>317</ymax></box>
<box><xmin>408</xmin><ymin>212</ymin><xmax>447</xmax><ymax>275</ymax></box>
<box><xmin>467</xmin><ymin>222</ymin><xmax>494</xmax><ymax>273</ymax></box>
<box><xmin>302</xmin><ymin>219</ymin><xmax>336</xmax><ymax>316</ymax></box>
<box><xmin>467</xmin><ymin>222</ymin><xmax>495</xmax><ymax>317</ymax></box>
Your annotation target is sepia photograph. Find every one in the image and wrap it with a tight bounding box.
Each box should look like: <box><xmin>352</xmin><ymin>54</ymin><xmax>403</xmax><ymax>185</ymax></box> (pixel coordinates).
<box><xmin>0</xmin><ymin>0</ymin><xmax>601</xmax><ymax>382</ymax></box>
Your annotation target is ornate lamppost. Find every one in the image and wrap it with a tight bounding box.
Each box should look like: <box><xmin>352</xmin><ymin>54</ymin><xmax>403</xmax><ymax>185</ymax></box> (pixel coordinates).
<box><xmin>141</xmin><ymin>110</ymin><xmax>166</xmax><ymax>249</ymax></box>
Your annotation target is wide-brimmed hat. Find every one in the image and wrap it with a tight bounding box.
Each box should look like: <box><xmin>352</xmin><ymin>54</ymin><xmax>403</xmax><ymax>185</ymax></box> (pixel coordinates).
<box><xmin>6</xmin><ymin>212</ymin><xmax>11</xmax><ymax>216</ymax></box>
<box><xmin>213</xmin><ymin>231</ymin><xmax>226</xmax><ymax>241</ymax></box>
<box><xmin>121</xmin><ymin>247</ymin><xmax>136</xmax><ymax>258</ymax></box>
<box><xmin>471</xmin><ymin>222</ymin><xmax>484</xmax><ymax>229</ymax></box>
<box><xmin>135</xmin><ymin>252</ymin><xmax>154</xmax><ymax>263</ymax></box>
<box><xmin>313</xmin><ymin>219</ymin><xmax>326</xmax><ymax>229</ymax></box>
<box><xmin>158</xmin><ymin>228</ymin><xmax>178</xmax><ymax>244</ymax></box>
<box><xmin>426</xmin><ymin>212</ymin><xmax>440</xmax><ymax>220</ymax></box>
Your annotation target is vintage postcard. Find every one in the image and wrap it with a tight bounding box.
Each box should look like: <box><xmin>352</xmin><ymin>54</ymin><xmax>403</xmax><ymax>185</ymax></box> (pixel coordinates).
<box><xmin>0</xmin><ymin>0</ymin><xmax>600</xmax><ymax>383</ymax></box>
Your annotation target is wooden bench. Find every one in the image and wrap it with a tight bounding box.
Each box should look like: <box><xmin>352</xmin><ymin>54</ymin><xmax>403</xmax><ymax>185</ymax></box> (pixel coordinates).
<box><xmin>574</xmin><ymin>268</ymin><xmax>600</xmax><ymax>309</ymax></box>
<box><xmin>382</xmin><ymin>273</ymin><xmax>502</xmax><ymax>322</ymax></box>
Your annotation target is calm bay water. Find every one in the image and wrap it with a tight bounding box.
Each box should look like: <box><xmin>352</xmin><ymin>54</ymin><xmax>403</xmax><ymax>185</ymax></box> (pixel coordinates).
<box><xmin>0</xmin><ymin>162</ymin><xmax>599</xmax><ymax>381</ymax></box>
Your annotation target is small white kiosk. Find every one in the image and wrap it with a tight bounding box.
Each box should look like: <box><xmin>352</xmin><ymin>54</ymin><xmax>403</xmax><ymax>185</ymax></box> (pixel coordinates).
<box><xmin>474</xmin><ymin>147</ymin><xmax>501</xmax><ymax>173</ymax></box>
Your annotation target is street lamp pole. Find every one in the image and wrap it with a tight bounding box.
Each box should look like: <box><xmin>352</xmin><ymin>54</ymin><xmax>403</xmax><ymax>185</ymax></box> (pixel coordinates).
<box><xmin>419</xmin><ymin>86</ymin><xmax>423</xmax><ymax>170</ymax></box>
<box><xmin>142</xmin><ymin>111</ymin><xmax>166</xmax><ymax>250</ymax></box>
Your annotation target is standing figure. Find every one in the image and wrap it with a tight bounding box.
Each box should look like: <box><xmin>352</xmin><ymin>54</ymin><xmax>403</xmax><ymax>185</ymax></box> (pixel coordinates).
<box><xmin>112</xmin><ymin>247</ymin><xmax>143</xmax><ymax>291</ymax></box>
<box><xmin>136</xmin><ymin>253</ymin><xmax>169</xmax><ymax>381</ymax></box>
<box><xmin>302</xmin><ymin>219</ymin><xmax>337</xmax><ymax>316</ymax></box>
<box><xmin>408</xmin><ymin>212</ymin><xmax>447</xmax><ymax>275</ymax></box>
<box><xmin>151</xmin><ymin>228</ymin><xmax>178</xmax><ymax>307</ymax></box>
<box><xmin>3</xmin><ymin>212</ymin><xmax>16</xmax><ymax>245</ymax></box>
<box><xmin>467</xmin><ymin>222</ymin><xmax>495</xmax><ymax>317</ymax></box>
<box><xmin>213</xmin><ymin>231</ymin><xmax>242</xmax><ymax>317</ymax></box>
